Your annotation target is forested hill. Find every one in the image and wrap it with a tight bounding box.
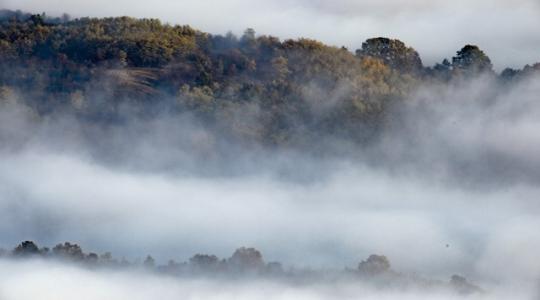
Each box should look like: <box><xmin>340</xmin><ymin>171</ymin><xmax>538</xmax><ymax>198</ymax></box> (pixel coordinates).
<box><xmin>1</xmin><ymin>10</ymin><xmax>539</xmax><ymax>145</ymax></box>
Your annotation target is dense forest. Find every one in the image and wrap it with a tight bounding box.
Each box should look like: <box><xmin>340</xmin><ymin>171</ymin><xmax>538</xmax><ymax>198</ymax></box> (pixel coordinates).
<box><xmin>0</xmin><ymin>240</ymin><xmax>482</xmax><ymax>295</ymax></box>
<box><xmin>2</xmin><ymin>9</ymin><xmax>538</xmax><ymax>147</ymax></box>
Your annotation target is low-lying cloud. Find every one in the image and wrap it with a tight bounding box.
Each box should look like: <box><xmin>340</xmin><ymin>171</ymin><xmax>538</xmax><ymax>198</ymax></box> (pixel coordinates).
<box><xmin>1</xmin><ymin>259</ymin><xmax>518</xmax><ymax>300</ymax></box>
<box><xmin>1</xmin><ymin>74</ymin><xmax>540</xmax><ymax>299</ymax></box>
<box><xmin>0</xmin><ymin>1</ymin><xmax>539</xmax><ymax>299</ymax></box>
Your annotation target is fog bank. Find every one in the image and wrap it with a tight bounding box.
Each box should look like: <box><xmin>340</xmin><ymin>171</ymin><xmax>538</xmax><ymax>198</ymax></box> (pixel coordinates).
<box><xmin>0</xmin><ymin>259</ymin><xmax>532</xmax><ymax>300</ymax></box>
<box><xmin>1</xmin><ymin>60</ymin><xmax>540</xmax><ymax>298</ymax></box>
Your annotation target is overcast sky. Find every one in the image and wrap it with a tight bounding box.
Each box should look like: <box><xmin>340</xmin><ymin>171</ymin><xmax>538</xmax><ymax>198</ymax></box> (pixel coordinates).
<box><xmin>3</xmin><ymin>0</ymin><xmax>540</xmax><ymax>70</ymax></box>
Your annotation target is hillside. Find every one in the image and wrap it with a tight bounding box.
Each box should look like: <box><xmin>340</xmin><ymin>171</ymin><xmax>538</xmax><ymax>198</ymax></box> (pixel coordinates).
<box><xmin>1</xmin><ymin>10</ymin><xmax>539</xmax><ymax>145</ymax></box>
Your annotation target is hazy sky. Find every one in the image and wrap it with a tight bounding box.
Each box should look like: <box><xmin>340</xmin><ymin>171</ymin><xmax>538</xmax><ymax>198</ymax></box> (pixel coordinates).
<box><xmin>3</xmin><ymin>0</ymin><xmax>540</xmax><ymax>70</ymax></box>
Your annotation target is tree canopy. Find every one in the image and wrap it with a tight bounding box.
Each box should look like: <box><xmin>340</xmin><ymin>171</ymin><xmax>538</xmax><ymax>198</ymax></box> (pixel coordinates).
<box><xmin>452</xmin><ymin>45</ymin><xmax>493</xmax><ymax>75</ymax></box>
<box><xmin>0</xmin><ymin>10</ymin><xmax>538</xmax><ymax>146</ymax></box>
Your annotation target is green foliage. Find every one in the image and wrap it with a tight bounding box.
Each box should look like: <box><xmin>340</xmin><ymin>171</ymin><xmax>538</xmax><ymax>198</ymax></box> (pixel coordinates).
<box><xmin>178</xmin><ymin>84</ymin><xmax>215</xmax><ymax>113</ymax></box>
<box><xmin>452</xmin><ymin>45</ymin><xmax>493</xmax><ymax>75</ymax></box>
<box><xmin>1</xmin><ymin>10</ymin><xmax>537</xmax><ymax>146</ymax></box>
<box><xmin>356</xmin><ymin>37</ymin><xmax>423</xmax><ymax>75</ymax></box>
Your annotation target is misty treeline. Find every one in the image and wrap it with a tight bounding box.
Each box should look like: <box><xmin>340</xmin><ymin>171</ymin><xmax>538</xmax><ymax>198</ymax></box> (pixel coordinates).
<box><xmin>0</xmin><ymin>240</ymin><xmax>482</xmax><ymax>295</ymax></box>
<box><xmin>1</xmin><ymin>9</ymin><xmax>539</xmax><ymax>147</ymax></box>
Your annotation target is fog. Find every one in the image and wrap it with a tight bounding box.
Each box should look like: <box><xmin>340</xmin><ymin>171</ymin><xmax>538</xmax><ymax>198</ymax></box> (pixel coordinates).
<box><xmin>1</xmin><ymin>72</ymin><xmax>540</xmax><ymax>299</ymax></box>
<box><xmin>3</xmin><ymin>0</ymin><xmax>540</xmax><ymax>70</ymax></box>
<box><xmin>1</xmin><ymin>259</ymin><xmax>522</xmax><ymax>300</ymax></box>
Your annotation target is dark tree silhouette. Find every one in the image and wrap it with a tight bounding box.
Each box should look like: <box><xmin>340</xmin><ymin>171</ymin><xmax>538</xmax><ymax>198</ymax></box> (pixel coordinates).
<box><xmin>13</xmin><ymin>241</ymin><xmax>42</xmax><ymax>257</ymax></box>
<box><xmin>189</xmin><ymin>254</ymin><xmax>220</xmax><ymax>272</ymax></box>
<box><xmin>356</xmin><ymin>37</ymin><xmax>423</xmax><ymax>74</ymax></box>
<box><xmin>52</xmin><ymin>242</ymin><xmax>84</xmax><ymax>261</ymax></box>
<box><xmin>143</xmin><ymin>255</ymin><xmax>155</xmax><ymax>268</ymax></box>
<box><xmin>228</xmin><ymin>247</ymin><xmax>265</xmax><ymax>272</ymax></box>
<box><xmin>86</xmin><ymin>252</ymin><xmax>99</xmax><ymax>264</ymax></box>
<box><xmin>452</xmin><ymin>45</ymin><xmax>493</xmax><ymax>75</ymax></box>
<box><xmin>358</xmin><ymin>254</ymin><xmax>391</xmax><ymax>275</ymax></box>
<box><xmin>0</xmin><ymin>239</ymin><xmax>485</xmax><ymax>295</ymax></box>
